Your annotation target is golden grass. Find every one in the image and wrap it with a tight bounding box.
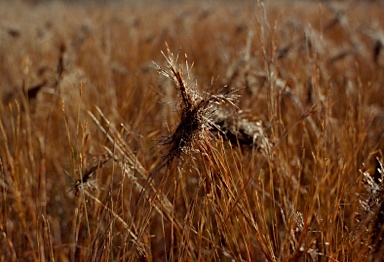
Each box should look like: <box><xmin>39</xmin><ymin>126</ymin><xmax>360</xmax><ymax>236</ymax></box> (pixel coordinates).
<box><xmin>1</xmin><ymin>0</ymin><xmax>384</xmax><ymax>261</ymax></box>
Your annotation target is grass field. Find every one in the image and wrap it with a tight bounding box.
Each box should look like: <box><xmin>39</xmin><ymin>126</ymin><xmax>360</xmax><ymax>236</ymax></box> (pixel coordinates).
<box><xmin>1</xmin><ymin>0</ymin><xmax>384</xmax><ymax>261</ymax></box>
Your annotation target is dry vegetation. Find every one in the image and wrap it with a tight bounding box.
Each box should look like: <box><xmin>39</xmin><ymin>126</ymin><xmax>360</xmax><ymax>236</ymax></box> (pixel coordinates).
<box><xmin>1</xmin><ymin>0</ymin><xmax>384</xmax><ymax>261</ymax></box>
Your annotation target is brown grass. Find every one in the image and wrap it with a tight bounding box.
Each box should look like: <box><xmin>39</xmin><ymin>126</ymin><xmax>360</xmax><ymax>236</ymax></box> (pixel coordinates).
<box><xmin>1</xmin><ymin>0</ymin><xmax>384</xmax><ymax>261</ymax></box>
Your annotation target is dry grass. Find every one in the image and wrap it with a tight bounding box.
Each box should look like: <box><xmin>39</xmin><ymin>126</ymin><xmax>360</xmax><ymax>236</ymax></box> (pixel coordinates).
<box><xmin>1</xmin><ymin>0</ymin><xmax>384</xmax><ymax>261</ymax></box>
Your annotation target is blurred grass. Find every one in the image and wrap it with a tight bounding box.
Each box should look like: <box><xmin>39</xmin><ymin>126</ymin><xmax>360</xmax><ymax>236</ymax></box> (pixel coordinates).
<box><xmin>0</xmin><ymin>0</ymin><xmax>384</xmax><ymax>261</ymax></box>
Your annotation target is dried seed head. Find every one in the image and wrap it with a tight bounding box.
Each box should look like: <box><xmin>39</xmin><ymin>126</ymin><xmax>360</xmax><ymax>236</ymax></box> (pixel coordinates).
<box><xmin>154</xmin><ymin>46</ymin><xmax>239</xmax><ymax>167</ymax></box>
<box><xmin>211</xmin><ymin>109</ymin><xmax>270</xmax><ymax>155</ymax></box>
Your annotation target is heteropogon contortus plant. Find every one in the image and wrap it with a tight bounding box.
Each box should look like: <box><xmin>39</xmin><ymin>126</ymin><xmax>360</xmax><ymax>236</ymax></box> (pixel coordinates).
<box><xmin>210</xmin><ymin>109</ymin><xmax>270</xmax><ymax>155</ymax></box>
<box><xmin>355</xmin><ymin>157</ymin><xmax>384</xmax><ymax>260</ymax></box>
<box><xmin>72</xmin><ymin>44</ymin><xmax>271</xmax><ymax>198</ymax></box>
<box><xmin>70</xmin><ymin>45</ymin><xmax>273</xmax><ymax>259</ymax></box>
<box><xmin>152</xmin><ymin>45</ymin><xmax>238</xmax><ymax>168</ymax></box>
<box><xmin>71</xmin><ymin>154</ymin><xmax>110</xmax><ymax>196</ymax></box>
<box><xmin>153</xmin><ymin>44</ymin><xmax>270</xmax><ymax>169</ymax></box>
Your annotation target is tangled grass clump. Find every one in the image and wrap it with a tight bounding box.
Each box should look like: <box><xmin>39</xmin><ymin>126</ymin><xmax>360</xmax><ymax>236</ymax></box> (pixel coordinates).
<box><xmin>153</xmin><ymin>45</ymin><xmax>240</xmax><ymax>168</ymax></box>
<box><xmin>211</xmin><ymin>108</ymin><xmax>270</xmax><ymax>155</ymax></box>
